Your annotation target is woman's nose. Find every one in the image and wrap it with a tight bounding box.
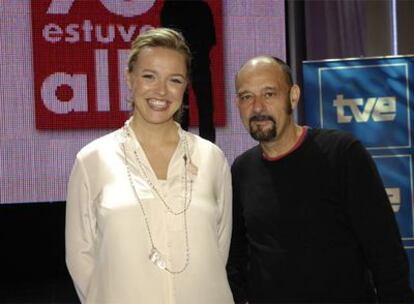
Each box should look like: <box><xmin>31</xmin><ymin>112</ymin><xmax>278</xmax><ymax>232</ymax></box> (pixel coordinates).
<box><xmin>154</xmin><ymin>79</ymin><xmax>168</xmax><ymax>96</ymax></box>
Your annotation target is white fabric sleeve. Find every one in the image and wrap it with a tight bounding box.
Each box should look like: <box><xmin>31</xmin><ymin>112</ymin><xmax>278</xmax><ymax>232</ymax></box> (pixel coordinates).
<box><xmin>65</xmin><ymin>157</ymin><xmax>96</xmax><ymax>303</ymax></box>
<box><xmin>216</xmin><ymin>154</ymin><xmax>233</xmax><ymax>263</ymax></box>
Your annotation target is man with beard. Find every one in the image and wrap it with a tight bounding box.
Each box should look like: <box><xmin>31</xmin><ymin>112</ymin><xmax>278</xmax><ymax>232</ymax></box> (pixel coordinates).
<box><xmin>226</xmin><ymin>56</ymin><xmax>414</xmax><ymax>303</ymax></box>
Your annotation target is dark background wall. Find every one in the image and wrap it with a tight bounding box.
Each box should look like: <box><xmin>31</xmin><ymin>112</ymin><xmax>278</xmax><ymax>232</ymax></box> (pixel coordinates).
<box><xmin>287</xmin><ymin>0</ymin><xmax>414</xmax><ymax>122</ymax></box>
<box><xmin>304</xmin><ymin>0</ymin><xmax>414</xmax><ymax>60</ymax></box>
<box><xmin>0</xmin><ymin>202</ymin><xmax>78</xmax><ymax>303</ymax></box>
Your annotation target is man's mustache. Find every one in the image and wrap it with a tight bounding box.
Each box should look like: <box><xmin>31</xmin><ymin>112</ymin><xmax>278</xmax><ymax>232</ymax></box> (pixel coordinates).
<box><xmin>249</xmin><ymin>115</ymin><xmax>275</xmax><ymax>123</ymax></box>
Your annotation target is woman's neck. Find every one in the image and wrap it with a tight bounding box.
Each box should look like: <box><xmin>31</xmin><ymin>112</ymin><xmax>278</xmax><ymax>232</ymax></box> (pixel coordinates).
<box><xmin>130</xmin><ymin>115</ymin><xmax>180</xmax><ymax>180</ymax></box>
<box><xmin>130</xmin><ymin>116</ymin><xmax>179</xmax><ymax>147</ymax></box>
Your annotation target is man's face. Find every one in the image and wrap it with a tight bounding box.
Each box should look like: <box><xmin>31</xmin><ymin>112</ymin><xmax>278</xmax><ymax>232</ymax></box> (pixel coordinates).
<box><xmin>236</xmin><ymin>61</ymin><xmax>294</xmax><ymax>142</ymax></box>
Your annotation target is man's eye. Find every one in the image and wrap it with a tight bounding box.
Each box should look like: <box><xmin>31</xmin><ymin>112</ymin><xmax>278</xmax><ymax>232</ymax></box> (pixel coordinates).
<box><xmin>264</xmin><ymin>92</ymin><xmax>275</xmax><ymax>98</ymax></box>
<box><xmin>142</xmin><ymin>74</ymin><xmax>155</xmax><ymax>79</ymax></box>
<box><xmin>240</xmin><ymin>95</ymin><xmax>252</xmax><ymax>102</ymax></box>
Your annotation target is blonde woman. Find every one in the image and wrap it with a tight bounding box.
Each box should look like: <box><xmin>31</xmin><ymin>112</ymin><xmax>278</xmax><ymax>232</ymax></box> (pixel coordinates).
<box><xmin>65</xmin><ymin>28</ymin><xmax>233</xmax><ymax>304</ymax></box>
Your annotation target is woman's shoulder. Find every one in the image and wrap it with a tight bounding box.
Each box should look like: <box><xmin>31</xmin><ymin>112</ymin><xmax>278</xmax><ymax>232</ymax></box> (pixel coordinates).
<box><xmin>185</xmin><ymin>131</ymin><xmax>225</xmax><ymax>158</ymax></box>
<box><xmin>76</xmin><ymin>128</ymin><xmax>122</xmax><ymax>160</ymax></box>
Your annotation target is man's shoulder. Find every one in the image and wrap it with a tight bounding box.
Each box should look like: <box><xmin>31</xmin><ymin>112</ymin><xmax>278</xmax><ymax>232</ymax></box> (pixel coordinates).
<box><xmin>232</xmin><ymin>145</ymin><xmax>261</xmax><ymax>169</ymax></box>
<box><xmin>308</xmin><ymin>127</ymin><xmax>359</xmax><ymax>150</ymax></box>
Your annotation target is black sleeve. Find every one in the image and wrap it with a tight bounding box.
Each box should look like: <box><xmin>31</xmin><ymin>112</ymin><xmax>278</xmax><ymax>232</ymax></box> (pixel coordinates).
<box><xmin>343</xmin><ymin>140</ymin><xmax>414</xmax><ymax>302</ymax></box>
<box><xmin>226</xmin><ymin>161</ymin><xmax>249</xmax><ymax>304</ymax></box>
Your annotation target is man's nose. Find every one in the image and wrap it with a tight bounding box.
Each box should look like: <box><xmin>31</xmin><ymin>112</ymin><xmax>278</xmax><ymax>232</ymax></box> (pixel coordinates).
<box><xmin>252</xmin><ymin>96</ymin><xmax>265</xmax><ymax>113</ymax></box>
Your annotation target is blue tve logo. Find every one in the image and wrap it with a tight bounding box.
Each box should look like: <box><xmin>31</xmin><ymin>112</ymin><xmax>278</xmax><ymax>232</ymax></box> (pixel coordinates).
<box><xmin>333</xmin><ymin>95</ymin><xmax>396</xmax><ymax>123</ymax></box>
<box><xmin>316</xmin><ymin>64</ymin><xmax>410</xmax><ymax>149</ymax></box>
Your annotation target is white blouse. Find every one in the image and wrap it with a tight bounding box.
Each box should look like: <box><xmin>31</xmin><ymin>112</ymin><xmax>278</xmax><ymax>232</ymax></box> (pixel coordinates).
<box><xmin>65</xmin><ymin>120</ymin><xmax>233</xmax><ymax>304</ymax></box>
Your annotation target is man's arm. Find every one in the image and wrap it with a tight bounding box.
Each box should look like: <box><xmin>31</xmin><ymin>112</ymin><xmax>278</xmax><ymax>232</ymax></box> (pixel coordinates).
<box><xmin>226</xmin><ymin>162</ymin><xmax>249</xmax><ymax>304</ymax></box>
<box><xmin>343</xmin><ymin>139</ymin><xmax>414</xmax><ymax>302</ymax></box>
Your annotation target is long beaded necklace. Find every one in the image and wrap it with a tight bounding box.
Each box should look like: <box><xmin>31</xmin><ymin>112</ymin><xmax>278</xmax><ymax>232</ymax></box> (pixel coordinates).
<box><xmin>121</xmin><ymin>126</ymin><xmax>193</xmax><ymax>274</ymax></box>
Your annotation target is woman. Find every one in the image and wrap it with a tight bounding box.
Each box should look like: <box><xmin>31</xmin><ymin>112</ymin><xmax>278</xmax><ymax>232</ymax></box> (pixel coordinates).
<box><xmin>65</xmin><ymin>28</ymin><xmax>233</xmax><ymax>304</ymax></box>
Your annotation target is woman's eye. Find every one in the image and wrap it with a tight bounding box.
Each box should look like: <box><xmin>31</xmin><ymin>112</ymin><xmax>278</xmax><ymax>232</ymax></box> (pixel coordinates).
<box><xmin>171</xmin><ymin>78</ymin><xmax>184</xmax><ymax>84</ymax></box>
<box><xmin>142</xmin><ymin>74</ymin><xmax>155</xmax><ymax>80</ymax></box>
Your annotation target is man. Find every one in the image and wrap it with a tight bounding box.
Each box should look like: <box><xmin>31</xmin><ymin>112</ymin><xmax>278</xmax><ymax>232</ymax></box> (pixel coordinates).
<box><xmin>227</xmin><ymin>56</ymin><xmax>414</xmax><ymax>303</ymax></box>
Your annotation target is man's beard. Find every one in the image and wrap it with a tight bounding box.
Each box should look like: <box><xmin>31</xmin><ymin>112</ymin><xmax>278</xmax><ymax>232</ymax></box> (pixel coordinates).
<box><xmin>249</xmin><ymin>115</ymin><xmax>277</xmax><ymax>142</ymax></box>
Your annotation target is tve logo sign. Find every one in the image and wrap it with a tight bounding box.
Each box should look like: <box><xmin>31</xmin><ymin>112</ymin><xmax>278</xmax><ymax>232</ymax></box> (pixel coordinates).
<box><xmin>333</xmin><ymin>95</ymin><xmax>396</xmax><ymax>123</ymax></box>
<box><xmin>386</xmin><ymin>187</ymin><xmax>401</xmax><ymax>212</ymax></box>
<box><xmin>373</xmin><ymin>155</ymin><xmax>413</xmax><ymax>238</ymax></box>
<box><xmin>31</xmin><ymin>0</ymin><xmax>163</xmax><ymax>129</ymax></box>
<box><xmin>315</xmin><ymin>63</ymin><xmax>411</xmax><ymax>149</ymax></box>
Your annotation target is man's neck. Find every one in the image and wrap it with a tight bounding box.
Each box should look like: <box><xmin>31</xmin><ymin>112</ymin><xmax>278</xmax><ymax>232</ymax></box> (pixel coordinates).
<box><xmin>261</xmin><ymin>124</ymin><xmax>304</xmax><ymax>159</ymax></box>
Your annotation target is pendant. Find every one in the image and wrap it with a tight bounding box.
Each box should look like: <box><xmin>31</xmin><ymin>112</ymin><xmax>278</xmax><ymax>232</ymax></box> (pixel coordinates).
<box><xmin>149</xmin><ymin>248</ymin><xmax>166</xmax><ymax>270</ymax></box>
<box><xmin>187</xmin><ymin>161</ymin><xmax>198</xmax><ymax>176</ymax></box>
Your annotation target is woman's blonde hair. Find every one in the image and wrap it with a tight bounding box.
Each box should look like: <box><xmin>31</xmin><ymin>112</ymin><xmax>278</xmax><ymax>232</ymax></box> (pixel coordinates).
<box><xmin>127</xmin><ymin>27</ymin><xmax>192</xmax><ymax>76</ymax></box>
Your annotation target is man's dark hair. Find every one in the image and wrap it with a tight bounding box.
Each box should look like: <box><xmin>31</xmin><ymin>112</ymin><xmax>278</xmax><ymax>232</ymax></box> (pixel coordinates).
<box><xmin>270</xmin><ymin>56</ymin><xmax>293</xmax><ymax>87</ymax></box>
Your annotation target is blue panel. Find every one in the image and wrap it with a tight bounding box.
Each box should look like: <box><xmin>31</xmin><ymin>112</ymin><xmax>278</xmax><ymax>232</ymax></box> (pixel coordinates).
<box><xmin>303</xmin><ymin>58</ymin><xmax>412</xmax><ymax>150</ymax></box>
<box><xmin>373</xmin><ymin>155</ymin><xmax>413</xmax><ymax>238</ymax></box>
<box><xmin>303</xmin><ymin>55</ymin><xmax>414</xmax><ymax>286</ymax></box>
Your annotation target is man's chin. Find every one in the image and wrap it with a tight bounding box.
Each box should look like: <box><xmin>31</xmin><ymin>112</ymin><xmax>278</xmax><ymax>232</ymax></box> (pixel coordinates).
<box><xmin>249</xmin><ymin>129</ymin><xmax>277</xmax><ymax>142</ymax></box>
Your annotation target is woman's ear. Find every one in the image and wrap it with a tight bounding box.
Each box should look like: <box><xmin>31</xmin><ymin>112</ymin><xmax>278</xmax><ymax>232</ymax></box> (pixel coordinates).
<box><xmin>125</xmin><ymin>68</ymin><xmax>132</xmax><ymax>90</ymax></box>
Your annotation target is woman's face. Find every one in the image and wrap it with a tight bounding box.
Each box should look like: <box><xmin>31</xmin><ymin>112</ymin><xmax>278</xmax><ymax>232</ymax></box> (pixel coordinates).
<box><xmin>127</xmin><ymin>46</ymin><xmax>187</xmax><ymax>126</ymax></box>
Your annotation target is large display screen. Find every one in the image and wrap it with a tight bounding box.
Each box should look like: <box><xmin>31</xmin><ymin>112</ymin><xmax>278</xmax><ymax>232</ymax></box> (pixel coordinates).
<box><xmin>0</xmin><ymin>0</ymin><xmax>286</xmax><ymax>204</ymax></box>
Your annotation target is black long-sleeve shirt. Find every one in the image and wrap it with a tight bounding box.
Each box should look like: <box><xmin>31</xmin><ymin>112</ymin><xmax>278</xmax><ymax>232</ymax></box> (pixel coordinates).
<box><xmin>227</xmin><ymin>128</ymin><xmax>414</xmax><ymax>303</ymax></box>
